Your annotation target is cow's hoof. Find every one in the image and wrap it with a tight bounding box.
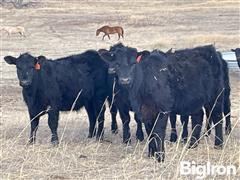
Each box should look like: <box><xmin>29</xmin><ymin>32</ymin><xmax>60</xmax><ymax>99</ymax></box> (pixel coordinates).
<box><xmin>27</xmin><ymin>141</ymin><xmax>34</xmax><ymax>146</ymax></box>
<box><xmin>181</xmin><ymin>138</ymin><xmax>188</xmax><ymax>144</ymax></box>
<box><xmin>155</xmin><ymin>152</ymin><xmax>165</xmax><ymax>163</ymax></box>
<box><xmin>88</xmin><ymin>130</ymin><xmax>96</xmax><ymax>138</ymax></box>
<box><xmin>51</xmin><ymin>140</ymin><xmax>59</xmax><ymax>147</ymax></box>
<box><xmin>204</xmin><ymin>132</ymin><xmax>210</xmax><ymax>137</ymax></box>
<box><xmin>225</xmin><ymin>127</ymin><xmax>231</xmax><ymax>135</ymax></box>
<box><xmin>111</xmin><ymin>129</ymin><xmax>118</xmax><ymax>134</ymax></box>
<box><xmin>188</xmin><ymin>141</ymin><xmax>199</xmax><ymax>149</ymax></box>
<box><xmin>88</xmin><ymin>132</ymin><xmax>96</xmax><ymax>138</ymax></box>
<box><xmin>206</xmin><ymin>130</ymin><xmax>212</xmax><ymax>136</ymax></box>
<box><xmin>170</xmin><ymin>133</ymin><xmax>177</xmax><ymax>143</ymax></box>
<box><xmin>87</xmin><ymin>134</ymin><xmax>93</xmax><ymax>138</ymax></box>
<box><xmin>96</xmin><ymin>135</ymin><xmax>104</xmax><ymax>142</ymax></box>
<box><xmin>51</xmin><ymin>135</ymin><xmax>59</xmax><ymax>147</ymax></box>
<box><xmin>27</xmin><ymin>138</ymin><xmax>35</xmax><ymax>146</ymax></box>
<box><xmin>123</xmin><ymin>138</ymin><xmax>131</xmax><ymax>144</ymax></box>
<box><xmin>214</xmin><ymin>144</ymin><xmax>223</xmax><ymax>150</ymax></box>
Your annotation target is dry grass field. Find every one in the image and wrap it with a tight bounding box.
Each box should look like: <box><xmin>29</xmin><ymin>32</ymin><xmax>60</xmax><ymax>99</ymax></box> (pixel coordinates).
<box><xmin>0</xmin><ymin>0</ymin><xmax>240</xmax><ymax>179</ymax></box>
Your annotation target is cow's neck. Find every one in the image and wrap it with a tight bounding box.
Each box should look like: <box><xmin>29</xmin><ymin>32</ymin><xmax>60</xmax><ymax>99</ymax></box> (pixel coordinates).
<box><xmin>22</xmin><ymin>71</ymin><xmax>41</xmax><ymax>106</ymax></box>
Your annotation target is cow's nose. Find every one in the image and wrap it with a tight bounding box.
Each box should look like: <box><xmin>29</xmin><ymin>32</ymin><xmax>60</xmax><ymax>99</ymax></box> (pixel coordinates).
<box><xmin>20</xmin><ymin>80</ymin><xmax>31</xmax><ymax>87</ymax></box>
<box><xmin>119</xmin><ymin>77</ymin><xmax>131</xmax><ymax>85</ymax></box>
<box><xmin>108</xmin><ymin>68</ymin><xmax>116</xmax><ymax>74</ymax></box>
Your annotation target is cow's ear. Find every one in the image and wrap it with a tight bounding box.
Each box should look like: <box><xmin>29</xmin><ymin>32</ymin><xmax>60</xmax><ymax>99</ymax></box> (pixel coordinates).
<box><xmin>137</xmin><ymin>50</ymin><xmax>150</xmax><ymax>62</ymax></box>
<box><xmin>138</xmin><ymin>50</ymin><xmax>150</xmax><ymax>57</ymax></box>
<box><xmin>37</xmin><ymin>55</ymin><xmax>46</xmax><ymax>61</ymax></box>
<box><xmin>98</xmin><ymin>49</ymin><xmax>108</xmax><ymax>56</ymax></box>
<box><xmin>231</xmin><ymin>49</ymin><xmax>235</xmax><ymax>52</ymax></box>
<box><xmin>166</xmin><ymin>48</ymin><xmax>173</xmax><ymax>54</ymax></box>
<box><xmin>4</xmin><ymin>56</ymin><xmax>17</xmax><ymax>65</ymax></box>
<box><xmin>99</xmin><ymin>51</ymin><xmax>112</xmax><ymax>61</ymax></box>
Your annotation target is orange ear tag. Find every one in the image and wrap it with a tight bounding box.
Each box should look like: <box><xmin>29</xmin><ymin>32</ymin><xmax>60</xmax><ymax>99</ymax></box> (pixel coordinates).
<box><xmin>136</xmin><ymin>55</ymin><xmax>142</xmax><ymax>63</ymax></box>
<box><xmin>35</xmin><ymin>62</ymin><xmax>41</xmax><ymax>70</ymax></box>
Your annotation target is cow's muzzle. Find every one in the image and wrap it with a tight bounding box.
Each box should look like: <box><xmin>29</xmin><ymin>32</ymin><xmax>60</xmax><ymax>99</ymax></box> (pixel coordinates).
<box><xmin>108</xmin><ymin>68</ymin><xmax>116</xmax><ymax>74</ymax></box>
<box><xmin>119</xmin><ymin>78</ymin><xmax>131</xmax><ymax>85</ymax></box>
<box><xmin>20</xmin><ymin>80</ymin><xmax>31</xmax><ymax>87</ymax></box>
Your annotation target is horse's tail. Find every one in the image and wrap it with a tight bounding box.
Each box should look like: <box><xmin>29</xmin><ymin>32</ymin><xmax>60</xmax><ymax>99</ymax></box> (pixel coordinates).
<box><xmin>121</xmin><ymin>27</ymin><xmax>124</xmax><ymax>38</ymax></box>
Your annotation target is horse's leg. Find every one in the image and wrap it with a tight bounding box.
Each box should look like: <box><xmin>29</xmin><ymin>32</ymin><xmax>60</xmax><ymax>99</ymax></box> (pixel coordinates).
<box><xmin>107</xmin><ymin>34</ymin><xmax>110</xmax><ymax>40</ymax></box>
<box><xmin>102</xmin><ymin>34</ymin><xmax>106</xmax><ymax>40</ymax></box>
<box><xmin>118</xmin><ymin>33</ymin><xmax>120</xmax><ymax>40</ymax></box>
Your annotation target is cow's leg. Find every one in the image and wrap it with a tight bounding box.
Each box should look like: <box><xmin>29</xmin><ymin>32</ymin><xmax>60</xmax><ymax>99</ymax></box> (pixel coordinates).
<box><xmin>180</xmin><ymin>115</ymin><xmax>189</xmax><ymax>143</ymax></box>
<box><xmin>143</xmin><ymin>120</ymin><xmax>154</xmax><ymax>156</ymax></box>
<box><xmin>95</xmin><ymin>99</ymin><xmax>106</xmax><ymax>140</ymax></box>
<box><xmin>85</xmin><ymin>102</ymin><xmax>97</xmax><ymax>138</ymax></box>
<box><xmin>211</xmin><ymin>100</ymin><xmax>224</xmax><ymax>149</ymax></box>
<box><xmin>144</xmin><ymin>120</ymin><xmax>153</xmax><ymax>136</ymax></box>
<box><xmin>205</xmin><ymin>107</ymin><xmax>212</xmax><ymax>136</ymax></box>
<box><xmin>108</xmin><ymin>97</ymin><xmax>118</xmax><ymax>134</ymax></box>
<box><xmin>110</xmin><ymin>104</ymin><xmax>118</xmax><ymax>134</ymax></box>
<box><xmin>169</xmin><ymin>113</ymin><xmax>177</xmax><ymax>142</ymax></box>
<box><xmin>134</xmin><ymin>113</ymin><xmax>144</xmax><ymax>141</ymax></box>
<box><xmin>118</xmin><ymin>107</ymin><xmax>131</xmax><ymax>143</ymax></box>
<box><xmin>28</xmin><ymin>112</ymin><xmax>40</xmax><ymax>145</ymax></box>
<box><xmin>189</xmin><ymin>109</ymin><xmax>204</xmax><ymax>148</ymax></box>
<box><xmin>118</xmin><ymin>33</ymin><xmax>120</xmax><ymax>40</ymax></box>
<box><xmin>107</xmin><ymin>34</ymin><xmax>110</xmax><ymax>40</ymax></box>
<box><xmin>48</xmin><ymin>110</ymin><xmax>59</xmax><ymax>146</ymax></box>
<box><xmin>224</xmin><ymin>89</ymin><xmax>231</xmax><ymax>135</ymax></box>
<box><xmin>149</xmin><ymin>113</ymin><xmax>168</xmax><ymax>162</ymax></box>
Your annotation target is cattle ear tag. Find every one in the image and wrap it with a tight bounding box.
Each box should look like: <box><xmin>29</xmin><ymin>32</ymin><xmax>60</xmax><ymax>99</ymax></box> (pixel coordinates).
<box><xmin>35</xmin><ymin>62</ymin><xmax>41</xmax><ymax>70</ymax></box>
<box><xmin>136</xmin><ymin>55</ymin><xmax>142</xmax><ymax>63</ymax></box>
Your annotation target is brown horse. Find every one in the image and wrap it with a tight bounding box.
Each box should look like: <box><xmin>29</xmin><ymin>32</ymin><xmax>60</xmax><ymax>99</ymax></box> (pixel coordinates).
<box><xmin>96</xmin><ymin>26</ymin><xmax>124</xmax><ymax>40</ymax></box>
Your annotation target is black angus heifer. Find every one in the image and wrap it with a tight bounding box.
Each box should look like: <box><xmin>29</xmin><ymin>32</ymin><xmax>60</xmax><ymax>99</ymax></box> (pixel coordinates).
<box><xmin>231</xmin><ymin>48</ymin><xmax>240</xmax><ymax>68</ymax></box>
<box><xmin>98</xmin><ymin>48</ymin><xmax>118</xmax><ymax>134</ymax></box>
<box><xmin>99</xmin><ymin>43</ymin><xmax>150</xmax><ymax>143</ymax></box>
<box><xmin>151</xmin><ymin>49</ymin><xmax>189</xmax><ymax>143</ymax></box>
<box><xmin>157</xmin><ymin>49</ymin><xmax>231</xmax><ymax>142</ymax></box>
<box><xmin>4</xmin><ymin>51</ymin><xmax>108</xmax><ymax>145</ymax></box>
<box><xmin>113</xmin><ymin>45</ymin><xmax>224</xmax><ymax>162</ymax></box>
<box><xmin>97</xmin><ymin>43</ymin><xmax>128</xmax><ymax>135</ymax></box>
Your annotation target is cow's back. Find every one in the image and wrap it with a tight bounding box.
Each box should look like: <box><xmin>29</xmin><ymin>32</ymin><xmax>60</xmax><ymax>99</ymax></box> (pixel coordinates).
<box><xmin>38</xmin><ymin>51</ymin><xmax>107</xmax><ymax>111</ymax></box>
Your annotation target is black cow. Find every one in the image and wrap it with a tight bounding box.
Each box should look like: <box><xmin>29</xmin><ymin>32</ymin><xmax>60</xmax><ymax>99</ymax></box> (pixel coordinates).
<box><xmin>109</xmin><ymin>45</ymin><xmax>225</xmax><ymax>162</ymax></box>
<box><xmin>4</xmin><ymin>51</ymin><xmax>108</xmax><ymax>145</ymax></box>
<box><xmin>99</xmin><ymin>43</ymin><xmax>149</xmax><ymax>143</ymax></box>
<box><xmin>157</xmin><ymin>49</ymin><xmax>231</xmax><ymax>142</ymax></box>
<box><xmin>150</xmin><ymin>49</ymin><xmax>190</xmax><ymax>143</ymax></box>
<box><xmin>231</xmin><ymin>48</ymin><xmax>240</xmax><ymax>68</ymax></box>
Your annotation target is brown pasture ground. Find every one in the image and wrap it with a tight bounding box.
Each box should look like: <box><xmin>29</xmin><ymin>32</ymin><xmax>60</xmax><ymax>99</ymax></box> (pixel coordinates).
<box><xmin>0</xmin><ymin>0</ymin><xmax>239</xmax><ymax>179</ymax></box>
